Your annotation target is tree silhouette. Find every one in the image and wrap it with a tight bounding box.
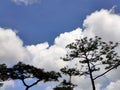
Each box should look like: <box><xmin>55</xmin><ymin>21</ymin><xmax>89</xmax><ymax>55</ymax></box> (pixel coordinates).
<box><xmin>61</xmin><ymin>66</ymin><xmax>80</xmax><ymax>85</ymax></box>
<box><xmin>0</xmin><ymin>64</ymin><xmax>9</xmax><ymax>87</ymax></box>
<box><xmin>62</xmin><ymin>36</ymin><xmax>120</xmax><ymax>90</ymax></box>
<box><xmin>0</xmin><ymin>62</ymin><xmax>61</xmax><ymax>90</ymax></box>
<box><xmin>54</xmin><ymin>66</ymin><xmax>80</xmax><ymax>90</ymax></box>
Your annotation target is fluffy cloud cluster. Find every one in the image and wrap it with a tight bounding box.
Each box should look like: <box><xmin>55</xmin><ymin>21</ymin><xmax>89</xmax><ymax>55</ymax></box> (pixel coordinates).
<box><xmin>105</xmin><ymin>80</ymin><xmax>120</xmax><ymax>90</ymax></box>
<box><xmin>11</xmin><ymin>0</ymin><xmax>41</xmax><ymax>5</ymax></box>
<box><xmin>0</xmin><ymin>28</ymin><xmax>31</xmax><ymax>65</ymax></box>
<box><xmin>83</xmin><ymin>9</ymin><xmax>120</xmax><ymax>42</ymax></box>
<box><xmin>1</xmin><ymin>8</ymin><xmax>120</xmax><ymax>89</ymax></box>
<box><xmin>26</xmin><ymin>28</ymin><xmax>83</xmax><ymax>71</ymax></box>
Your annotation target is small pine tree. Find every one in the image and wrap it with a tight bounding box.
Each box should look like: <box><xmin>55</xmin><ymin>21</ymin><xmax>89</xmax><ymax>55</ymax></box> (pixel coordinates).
<box><xmin>62</xmin><ymin>36</ymin><xmax>120</xmax><ymax>90</ymax></box>
<box><xmin>54</xmin><ymin>65</ymin><xmax>80</xmax><ymax>90</ymax></box>
<box><xmin>0</xmin><ymin>62</ymin><xmax>61</xmax><ymax>90</ymax></box>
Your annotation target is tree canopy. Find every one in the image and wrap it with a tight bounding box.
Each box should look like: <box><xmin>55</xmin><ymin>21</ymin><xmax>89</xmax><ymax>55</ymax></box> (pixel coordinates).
<box><xmin>62</xmin><ymin>36</ymin><xmax>120</xmax><ymax>90</ymax></box>
<box><xmin>0</xmin><ymin>62</ymin><xmax>61</xmax><ymax>90</ymax></box>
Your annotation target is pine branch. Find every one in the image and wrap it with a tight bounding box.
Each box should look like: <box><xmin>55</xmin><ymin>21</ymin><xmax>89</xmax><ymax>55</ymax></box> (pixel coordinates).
<box><xmin>94</xmin><ymin>63</ymin><xmax>119</xmax><ymax>80</ymax></box>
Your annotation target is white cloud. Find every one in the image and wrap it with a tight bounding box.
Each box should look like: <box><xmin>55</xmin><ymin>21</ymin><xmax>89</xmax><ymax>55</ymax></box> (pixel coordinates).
<box><xmin>26</xmin><ymin>29</ymin><xmax>83</xmax><ymax>71</ymax></box>
<box><xmin>55</xmin><ymin>28</ymin><xmax>83</xmax><ymax>47</ymax></box>
<box><xmin>0</xmin><ymin>80</ymin><xmax>14</xmax><ymax>90</ymax></box>
<box><xmin>83</xmin><ymin>9</ymin><xmax>120</xmax><ymax>42</ymax></box>
<box><xmin>1</xmin><ymin>8</ymin><xmax>120</xmax><ymax>90</ymax></box>
<box><xmin>72</xmin><ymin>76</ymin><xmax>92</xmax><ymax>90</ymax></box>
<box><xmin>104</xmin><ymin>80</ymin><xmax>120</xmax><ymax>90</ymax></box>
<box><xmin>0</xmin><ymin>28</ymin><xmax>31</xmax><ymax>65</ymax></box>
<box><xmin>105</xmin><ymin>67</ymin><xmax>120</xmax><ymax>81</ymax></box>
<box><xmin>11</xmin><ymin>0</ymin><xmax>41</xmax><ymax>5</ymax></box>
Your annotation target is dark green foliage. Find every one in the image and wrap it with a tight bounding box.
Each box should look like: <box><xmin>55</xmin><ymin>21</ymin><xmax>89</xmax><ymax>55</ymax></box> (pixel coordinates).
<box><xmin>10</xmin><ymin>62</ymin><xmax>61</xmax><ymax>90</ymax></box>
<box><xmin>0</xmin><ymin>83</ymin><xmax>3</xmax><ymax>87</ymax></box>
<box><xmin>64</xmin><ymin>36</ymin><xmax>120</xmax><ymax>76</ymax></box>
<box><xmin>7</xmin><ymin>62</ymin><xmax>42</xmax><ymax>80</ymax></box>
<box><xmin>43</xmin><ymin>71</ymin><xmax>61</xmax><ymax>82</ymax></box>
<box><xmin>0</xmin><ymin>64</ymin><xmax>9</xmax><ymax>87</ymax></box>
<box><xmin>8</xmin><ymin>62</ymin><xmax>60</xmax><ymax>81</ymax></box>
<box><xmin>54</xmin><ymin>80</ymin><xmax>74</xmax><ymax>90</ymax></box>
<box><xmin>61</xmin><ymin>66</ymin><xmax>80</xmax><ymax>76</ymax></box>
<box><xmin>54</xmin><ymin>65</ymin><xmax>80</xmax><ymax>90</ymax></box>
<box><xmin>54</xmin><ymin>86</ymin><xmax>73</xmax><ymax>90</ymax></box>
<box><xmin>0</xmin><ymin>64</ymin><xmax>9</xmax><ymax>81</ymax></box>
<box><xmin>0</xmin><ymin>62</ymin><xmax>61</xmax><ymax>90</ymax></box>
<box><xmin>62</xmin><ymin>36</ymin><xmax>120</xmax><ymax>90</ymax></box>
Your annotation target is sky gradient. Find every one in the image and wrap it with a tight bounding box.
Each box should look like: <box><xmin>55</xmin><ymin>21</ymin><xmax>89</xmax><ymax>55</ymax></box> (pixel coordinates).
<box><xmin>1</xmin><ymin>0</ymin><xmax>120</xmax><ymax>90</ymax></box>
<box><xmin>0</xmin><ymin>0</ymin><xmax>120</xmax><ymax>45</ymax></box>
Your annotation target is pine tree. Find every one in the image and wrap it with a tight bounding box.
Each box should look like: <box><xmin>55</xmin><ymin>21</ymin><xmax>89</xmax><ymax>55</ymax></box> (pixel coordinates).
<box><xmin>62</xmin><ymin>36</ymin><xmax>120</xmax><ymax>90</ymax></box>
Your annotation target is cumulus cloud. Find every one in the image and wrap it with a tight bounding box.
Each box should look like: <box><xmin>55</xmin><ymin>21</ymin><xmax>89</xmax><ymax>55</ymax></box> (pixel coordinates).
<box><xmin>26</xmin><ymin>29</ymin><xmax>82</xmax><ymax>71</ymax></box>
<box><xmin>11</xmin><ymin>0</ymin><xmax>41</xmax><ymax>5</ymax></box>
<box><xmin>0</xmin><ymin>28</ymin><xmax>31</xmax><ymax>65</ymax></box>
<box><xmin>1</xmin><ymin>8</ymin><xmax>120</xmax><ymax>89</ymax></box>
<box><xmin>104</xmin><ymin>80</ymin><xmax>120</xmax><ymax>90</ymax></box>
<box><xmin>83</xmin><ymin>9</ymin><xmax>120</xmax><ymax>42</ymax></box>
<box><xmin>54</xmin><ymin>28</ymin><xmax>83</xmax><ymax>47</ymax></box>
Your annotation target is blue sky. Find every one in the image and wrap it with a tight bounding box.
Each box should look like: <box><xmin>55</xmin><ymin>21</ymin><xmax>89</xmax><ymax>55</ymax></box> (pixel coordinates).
<box><xmin>0</xmin><ymin>0</ymin><xmax>120</xmax><ymax>45</ymax></box>
<box><xmin>1</xmin><ymin>0</ymin><xmax>120</xmax><ymax>90</ymax></box>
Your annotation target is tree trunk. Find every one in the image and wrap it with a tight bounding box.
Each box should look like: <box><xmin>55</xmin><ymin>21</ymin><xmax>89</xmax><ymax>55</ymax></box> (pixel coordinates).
<box><xmin>25</xmin><ymin>86</ymin><xmax>29</xmax><ymax>90</ymax></box>
<box><xmin>87</xmin><ymin>60</ymin><xmax>96</xmax><ymax>90</ymax></box>
<box><xmin>25</xmin><ymin>86</ymin><xmax>30</xmax><ymax>90</ymax></box>
<box><xmin>89</xmin><ymin>71</ymin><xmax>96</xmax><ymax>90</ymax></box>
